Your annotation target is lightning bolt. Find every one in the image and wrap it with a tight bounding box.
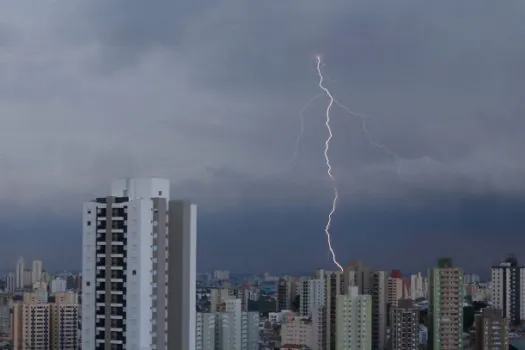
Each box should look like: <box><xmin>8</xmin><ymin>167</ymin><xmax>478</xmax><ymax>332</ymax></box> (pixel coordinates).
<box><xmin>316</xmin><ymin>55</ymin><xmax>344</xmax><ymax>272</ymax></box>
<box><xmin>290</xmin><ymin>94</ymin><xmax>323</xmax><ymax>164</ymax></box>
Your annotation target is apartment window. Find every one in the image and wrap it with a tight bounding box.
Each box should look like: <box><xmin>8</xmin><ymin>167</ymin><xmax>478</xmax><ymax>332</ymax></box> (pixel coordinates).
<box><xmin>158</xmin><ymin>191</ymin><xmax>162</xmax><ymax>196</ymax></box>
<box><xmin>87</xmin><ymin>221</ymin><xmax>91</xmax><ymax>226</ymax></box>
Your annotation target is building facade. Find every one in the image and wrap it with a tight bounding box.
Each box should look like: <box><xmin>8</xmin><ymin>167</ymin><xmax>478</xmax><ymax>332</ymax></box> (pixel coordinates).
<box><xmin>390</xmin><ymin>299</ymin><xmax>419</xmax><ymax>350</ymax></box>
<box><xmin>335</xmin><ymin>286</ymin><xmax>372</xmax><ymax>350</ymax></box>
<box><xmin>82</xmin><ymin>178</ymin><xmax>197</xmax><ymax>350</ymax></box>
<box><xmin>280</xmin><ymin>313</ymin><xmax>317</xmax><ymax>349</ymax></box>
<box><xmin>12</xmin><ymin>293</ymin><xmax>51</xmax><ymax>350</ymax></box>
<box><xmin>196</xmin><ymin>313</ymin><xmax>216</xmax><ymax>350</ymax></box>
<box><xmin>16</xmin><ymin>257</ymin><xmax>24</xmax><ymax>289</ymax></box>
<box><xmin>371</xmin><ymin>271</ymin><xmax>387</xmax><ymax>350</ymax></box>
<box><xmin>51</xmin><ymin>292</ymin><xmax>79</xmax><ymax>349</ymax></box>
<box><xmin>474</xmin><ymin>307</ymin><xmax>509</xmax><ymax>350</ymax></box>
<box><xmin>0</xmin><ymin>293</ymin><xmax>12</xmax><ymax>340</ymax></box>
<box><xmin>32</xmin><ymin>260</ymin><xmax>43</xmax><ymax>284</ymax></box>
<box><xmin>491</xmin><ymin>255</ymin><xmax>525</xmax><ymax>326</ymax></box>
<box><xmin>428</xmin><ymin>258</ymin><xmax>464</xmax><ymax>350</ymax></box>
<box><xmin>277</xmin><ymin>277</ymin><xmax>296</xmax><ymax>312</ymax></box>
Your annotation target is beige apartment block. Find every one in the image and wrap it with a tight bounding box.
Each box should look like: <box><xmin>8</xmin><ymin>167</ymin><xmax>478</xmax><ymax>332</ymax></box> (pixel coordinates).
<box><xmin>51</xmin><ymin>292</ymin><xmax>79</xmax><ymax>349</ymax></box>
<box><xmin>12</xmin><ymin>293</ymin><xmax>51</xmax><ymax>350</ymax></box>
<box><xmin>428</xmin><ymin>258</ymin><xmax>464</xmax><ymax>350</ymax></box>
<box><xmin>12</xmin><ymin>291</ymin><xmax>79</xmax><ymax>350</ymax></box>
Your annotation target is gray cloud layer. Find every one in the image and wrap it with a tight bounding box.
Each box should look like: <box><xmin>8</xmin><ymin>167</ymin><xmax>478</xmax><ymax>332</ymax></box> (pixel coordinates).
<box><xmin>1</xmin><ymin>0</ymin><xmax>525</xmax><ymax>208</ymax></box>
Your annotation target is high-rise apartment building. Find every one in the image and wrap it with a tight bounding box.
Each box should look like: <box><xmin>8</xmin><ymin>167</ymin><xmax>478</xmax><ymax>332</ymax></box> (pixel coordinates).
<box><xmin>409</xmin><ymin>272</ymin><xmax>427</xmax><ymax>300</ymax></box>
<box><xmin>390</xmin><ymin>299</ymin><xmax>419</xmax><ymax>350</ymax></box>
<box><xmin>280</xmin><ymin>312</ymin><xmax>318</xmax><ymax>349</ymax></box>
<box><xmin>12</xmin><ymin>291</ymin><xmax>79</xmax><ymax>350</ymax></box>
<box><xmin>12</xmin><ymin>292</ymin><xmax>51</xmax><ymax>350</ymax></box>
<box><xmin>474</xmin><ymin>307</ymin><xmax>509</xmax><ymax>350</ymax></box>
<box><xmin>5</xmin><ymin>273</ymin><xmax>15</xmax><ymax>293</ymax></box>
<box><xmin>50</xmin><ymin>291</ymin><xmax>79</xmax><ymax>349</ymax></box>
<box><xmin>324</xmin><ymin>270</ymin><xmax>345</xmax><ymax>350</ymax></box>
<box><xmin>242</xmin><ymin>311</ymin><xmax>260</xmax><ymax>350</ymax></box>
<box><xmin>343</xmin><ymin>262</ymin><xmax>387</xmax><ymax>350</ymax></box>
<box><xmin>387</xmin><ymin>270</ymin><xmax>404</xmax><ymax>328</ymax></box>
<box><xmin>212</xmin><ymin>298</ymin><xmax>259</xmax><ymax>350</ymax></box>
<box><xmin>32</xmin><ymin>260</ymin><xmax>43</xmax><ymax>284</ymax></box>
<box><xmin>50</xmin><ymin>278</ymin><xmax>67</xmax><ymax>294</ymax></box>
<box><xmin>464</xmin><ymin>274</ymin><xmax>481</xmax><ymax>284</ymax></box>
<box><xmin>196</xmin><ymin>313</ymin><xmax>216</xmax><ymax>350</ymax></box>
<box><xmin>335</xmin><ymin>286</ymin><xmax>372</xmax><ymax>350</ymax></box>
<box><xmin>277</xmin><ymin>277</ymin><xmax>296</xmax><ymax>312</ymax></box>
<box><xmin>371</xmin><ymin>271</ymin><xmax>387</xmax><ymax>350</ymax></box>
<box><xmin>222</xmin><ymin>298</ymin><xmax>242</xmax><ymax>350</ymax></box>
<box><xmin>82</xmin><ymin>178</ymin><xmax>197</xmax><ymax>350</ymax></box>
<box><xmin>344</xmin><ymin>260</ymin><xmax>373</xmax><ymax>295</ymax></box>
<box><xmin>23</xmin><ymin>269</ymin><xmax>32</xmax><ymax>288</ymax></box>
<box><xmin>491</xmin><ymin>255</ymin><xmax>525</xmax><ymax>325</ymax></box>
<box><xmin>299</xmin><ymin>277</ymin><xmax>325</xmax><ymax>317</ymax></box>
<box><xmin>210</xmin><ymin>288</ymin><xmax>235</xmax><ymax>312</ymax></box>
<box><xmin>167</xmin><ymin>199</ymin><xmax>198</xmax><ymax>350</ymax></box>
<box><xmin>387</xmin><ymin>270</ymin><xmax>404</xmax><ymax>308</ymax></box>
<box><xmin>0</xmin><ymin>293</ymin><xmax>12</xmax><ymax>339</ymax></box>
<box><xmin>16</xmin><ymin>257</ymin><xmax>24</xmax><ymax>289</ymax></box>
<box><xmin>428</xmin><ymin>258</ymin><xmax>464</xmax><ymax>350</ymax></box>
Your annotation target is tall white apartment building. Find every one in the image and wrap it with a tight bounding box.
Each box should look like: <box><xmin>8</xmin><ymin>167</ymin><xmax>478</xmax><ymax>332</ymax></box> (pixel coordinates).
<box><xmin>335</xmin><ymin>286</ymin><xmax>372</xmax><ymax>350</ymax></box>
<box><xmin>5</xmin><ymin>273</ymin><xmax>15</xmax><ymax>293</ymax></box>
<box><xmin>299</xmin><ymin>278</ymin><xmax>325</xmax><ymax>317</ymax></box>
<box><xmin>491</xmin><ymin>256</ymin><xmax>525</xmax><ymax>325</ymax></box>
<box><xmin>464</xmin><ymin>273</ymin><xmax>480</xmax><ymax>284</ymax></box>
<box><xmin>210</xmin><ymin>297</ymin><xmax>259</xmax><ymax>350</ymax></box>
<box><xmin>23</xmin><ymin>269</ymin><xmax>32</xmax><ymax>288</ymax></box>
<box><xmin>50</xmin><ymin>278</ymin><xmax>67</xmax><ymax>294</ymax></box>
<box><xmin>32</xmin><ymin>260</ymin><xmax>43</xmax><ymax>284</ymax></box>
<box><xmin>82</xmin><ymin>178</ymin><xmax>197</xmax><ymax>350</ymax></box>
<box><xmin>242</xmin><ymin>311</ymin><xmax>260</xmax><ymax>350</ymax></box>
<box><xmin>16</xmin><ymin>257</ymin><xmax>24</xmax><ymax>289</ymax></box>
<box><xmin>196</xmin><ymin>313</ymin><xmax>216</xmax><ymax>350</ymax></box>
<box><xmin>225</xmin><ymin>298</ymin><xmax>243</xmax><ymax>350</ymax></box>
<box><xmin>410</xmin><ymin>272</ymin><xmax>427</xmax><ymax>300</ymax></box>
<box><xmin>216</xmin><ymin>313</ymin><xmax>236</xmax><ymax>350</ymax></box>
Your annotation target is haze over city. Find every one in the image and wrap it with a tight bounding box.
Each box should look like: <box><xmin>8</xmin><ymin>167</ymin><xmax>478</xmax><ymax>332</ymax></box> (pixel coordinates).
<box><xmin>1</xmin><ymin>0</ymin><xmax>525</xmax><ymax>273</ymax></box>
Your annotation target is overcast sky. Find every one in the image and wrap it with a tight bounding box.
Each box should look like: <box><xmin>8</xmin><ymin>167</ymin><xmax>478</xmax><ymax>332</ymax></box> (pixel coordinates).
<box><xmin>1</xmin><ymin>0</ymin><xmax>525</xmax><ymax>274</ymax></box>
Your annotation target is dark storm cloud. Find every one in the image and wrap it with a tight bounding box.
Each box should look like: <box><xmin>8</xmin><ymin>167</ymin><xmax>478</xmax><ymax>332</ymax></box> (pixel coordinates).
<box><xmin>45</xmin><ymin>0</ymin><xmax>525</xmax><ymax>198</ymax></box>
<box><xmin>1</xmin><ymin>0</ymin><xmax>525</xmax><ymax>271</ymax></box>
<box><xmin>4</xmin><ymin>193</ymin><xmax>522</xmax><ymax>274</ymax></box>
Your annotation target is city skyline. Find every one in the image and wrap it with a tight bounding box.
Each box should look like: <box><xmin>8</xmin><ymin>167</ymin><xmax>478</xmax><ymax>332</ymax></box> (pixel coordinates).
<box><xmin>2</xmin><ymin>0</ymin><xmax>525</xmax><ymax>274</ymax></box>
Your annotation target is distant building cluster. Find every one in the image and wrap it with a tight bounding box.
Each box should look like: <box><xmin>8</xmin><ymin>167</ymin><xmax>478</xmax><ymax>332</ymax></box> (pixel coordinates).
<box><xmin>0</xmin><ymin>177</ymin><xmax>521</xmax><ymax>350</ymax></box>
<box><xmin>0</xmin><ymin>258</ymin><xmax>81</xmax><ymax>349</ymax></box>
